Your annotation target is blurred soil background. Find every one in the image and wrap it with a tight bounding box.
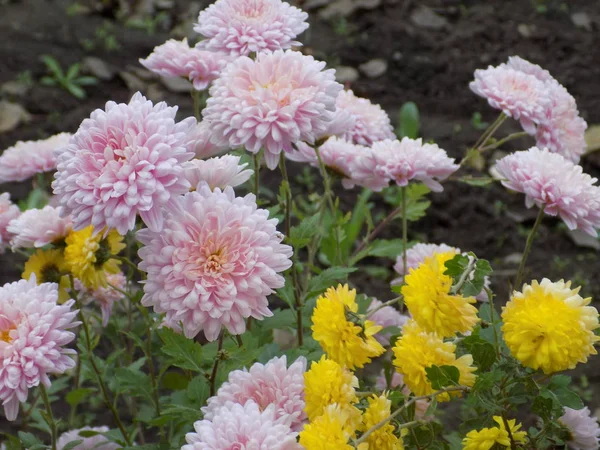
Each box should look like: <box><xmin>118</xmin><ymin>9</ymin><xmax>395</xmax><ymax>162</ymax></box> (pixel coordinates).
<box><xmin>1</xmin><ymin>0</ymin><xmax>600</xmax><ymax>416</ymax></box>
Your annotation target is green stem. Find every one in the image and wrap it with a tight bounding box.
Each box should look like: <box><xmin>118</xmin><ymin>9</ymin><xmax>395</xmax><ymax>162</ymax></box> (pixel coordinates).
<box><xmin>479</xmin><ymin>131</ymin><xmax>529</xmax><ymax>152</ymax></box>
<box><xmin>40</xmin><ymin>384</ymin><xmax>57</xmax><ymax>450</ymax></box>
<box><xmin>450</xmin><ymin>256</ymin><xmax>477</xmax><ymax>295</ymax></box>
<box><xmin>485</xmin><ymin>287</ymin><xmax>501</xmax><ymax>357</ymax></box>
<box><xmin>514</xmin><ymin>205</ymin><xmax>545</xmax><ymax>289</ymax></box>
<box><xmin>366</xmin><ymin>297</ymin><xmax>402</xmax><ymax>318</ymax></box>
<box><xmin>501</xmin><ymin>413</ymin><xmax>517</xmax><ymax>450</ymax></box>
<box><xmin>401</xmin><ymin>186</ymin><xmax>408</xmax><ymax>277</ymax></box>
<box><xmin>473</xmin><ymin>113</ymin><xmax>506</xmax><ymax>150</ymax></box>
<box><xmin>351</xmin><ymin>205</ymin><xmax>403</xmax><ymax>263</ymax></box>
<box><xmin>209</xmin><ymin>332</ymin><xmax>225</xmax><ymax>396</ymax></box>
<box><xmin>252</xmin><ymin>152</ymin><xmax>260</xmax><ymax>197</ymax></box>
<box><xmin>192</xmin><ymin>90</ymin><xmax>203</xmax><ymax>121</ymax></box>
<box><xmin>68</xmin><ymin>355</ymin><xmax>82</xmax><ymax>428</ymax></box>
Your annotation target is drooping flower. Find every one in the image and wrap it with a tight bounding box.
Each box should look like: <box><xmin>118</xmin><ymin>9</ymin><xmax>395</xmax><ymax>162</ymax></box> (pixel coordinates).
<box><xmin>203</xmin><ymin>356</ymin><xmax>307</xmax><ymax>431</ymax></box>
<box><xmin>75</xmin><ymin>272</ymin><xmax>126</xmax><ymax>326</ymax></box>
<box><xmin>495</xmin><ymin>147</ymin><xmax>600</xmax><ymax>237</ymax></box>
<box><xmin>312</xmin><ymin>284</ymin><xmax>385</xmax><ymax>369</ymax></box>
<box><xmin>194</xmin><ymin>0</ymin><xmax>309</xmax><ymax>56</ymax></box>
<box><xmin>0</xmin><ymin>193</ymin><xmax>21</xmax><ymax>253</ymax></box>
<box><xmin>8</xmin><ymin>205</ymin><xmax>72</xmax><ymax>249</ymax></box>
<box><xmin>392</xmin><ymin>320</ymin><xmax>476</xmax><ymax>400</ymax></box>
<box><xmin>57</xmin><ymin>426</ymin><xmax>120</xmax><ymax>450</ymax></box>
<box><xmin>502</xmin><ymin>278</ymin><xmax>599</xmax><ymax>374</ymax></box>
<box><xmin>64</xmin><ymin>226</ymin><xmax>124</xmax><ymax>290</ymax></box>
<box><xmin>0</xmin><ymin>133</ymin><xmax>71</xmax><ymax>183</ymax></box>
<box><xmin>299</xmin><ymin>403</ymin><xmax>361</xmax><ymax>450</ymax></box>
<box><xmin>0</xmin><ymin>277</ymin><xmax>79</xmax><ymax>421</ymax></box>
<box><xmin>184</xmin><ymin>121</ymin><xmax>231</xmax><ymax>159</ymax></box>
<box><xmin>374</xmin><ymin>371</ymin><xmax>430</xmax><ymax>420</ymax></box>
<box><xmin>203</xmin><ymin>50</ymin><xmax>343</xmax><ymax>170</ymax></box>
<box><xmin>23</xmin><ymin>248</ymin><xmax>71</xmax><ymax>302</ymax></box>
<box><xmin>138</xmin><ymin>185</ymin><xmax>292</xmax><ymax>341</ymax></box>
<box><xmin>52</xmin><ymin>92</ymin><xmax>196</xmax><ymax>234</ymax></box>
<box><xmin>359</xmin><ymin>394</ymin><xmax>404</xmax><ymax>450</ymax></box>
<box><xmin>401</xmin><ymin>251</ymin><xmax>479</xmax><ymax>337</ymax></box>
<box><xmin>366</xmin><ymin>298</ymin><xmax>409</xmax><ymax>346</ymax></box>
<box><xmin>304</xmin><ymin>356</ymin><xmax>358</xmax><ymax>421</ymax></box>
<box><xmin>183</xmin><ymin>400</ymin><xmax>302</xmax><ymax>450</ymax></box>
<box><xmin>182</xmin><ymin>155</ymin><xmax>253</xmax><ymax>191</ymax></box>
<box><xmin>559</xmin><ymin>407</ymin><xmax>600</xmax><ymax>450</ymax></box>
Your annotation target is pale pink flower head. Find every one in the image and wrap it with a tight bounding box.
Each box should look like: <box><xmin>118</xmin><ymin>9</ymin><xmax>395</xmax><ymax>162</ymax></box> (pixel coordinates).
<box><xmin>8</xmin><ymin>205</ymin><xmax>72</xmax><ymax>250</ymax></box>
<box><xmin>0</xmin><ymin>133</ymin><xmax>71</xmax><ymax>183</ymax></box>
<box><xmin>185</xmin><ymin>121</ymin><xmax>231</xmax><ymax>159</ymax></box>
<box><xmin>0</xmin><ymin>276</ymin><xmax>79</xmax><ymax>421</ymax></box>
<box><xmin>52</xmin><ymin>92</ymin><xmax>196</xmax><ymax>234</ymax></box>
<box><xmin>76</xmin><ymin>272</ymin><xmax>126</xmax><ymax>327</ymax></box>
<box><xmin>559</xmin><ymin>407</ymin><xmax>600</xmax><ymax>450</ymax></box>
<box><xmin>0</xmin><ymin>193</ymin><xmax>20</xmax><ymax>253</ymax></box>
<box><xmin>203</xmin><ymin>50</ymin><xmax>343</xmax><ymax>170</ymax></box>
<box><xmin>505</xmin><ymin>56</ymin><xmax>554</xmax><ymax>83</ymax></box>
<box><xmin>203</xmin><ymin>356</ymin><xmax>306</xmax><ymax>431</ymax></box>
<box><xmin>375</xmin><ymin>371</ymin><xmax>430</xmax><ymax>420</ymax></box>
<box><xmin>470</xmin><ymin>65</ymin><xmax>551</xmax><ymax>134</ymax></box>
<box><xmin>367</xmin><ymin>298</ymin><xmax>409</xmax><ymax>346</ymax></box>
<box><xmin>194</xmin><ymin>0</ymin><xmax>309</xmax><ymax>57</ymax></box>
<box><xmin>392</xmin><ymin>243</ymin><xmax>459</xmax><ymax>285</ymax></box>
<box><xmin>182</xmin><ymin>155</ymin><xmax>253</xmax><ymax>191</ymax></box>
<box><xmin>57</xmin><ymin>426</ymin><xmax>120</xmax><ymax>450</ymax></box>
<box><xmin>137</xmin><ymin>185</ymin><xmax>293</xmax><ymax>341</ymax></box>
<box><xmin>335</xmin><ymin>90</ymin><xmax>395</xmax><ymax>145</ymax></box>
<box><xmin>495</xmin><ymin>147</ymin><xmax>600</xmax><ymax>237</ymax></box>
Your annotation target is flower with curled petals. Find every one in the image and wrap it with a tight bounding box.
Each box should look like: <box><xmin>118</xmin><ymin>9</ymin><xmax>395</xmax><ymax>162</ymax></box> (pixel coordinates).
<box><xmin>182</xmin><ymin>155</ymin><xmax>253</xmax><ymax>191</ymax></box>
<box><xmin>559</xmin><ymin>407</ymin><xmax>600</xmax><ymax>450</ymax></box>
<box><xmin>184</xmin><ymin>121</ymin><xmax>231</xmax><ymax>159</ymax></box>
<box><xmin>137</xmin><ymin>185</ymin><xmax>292</xmax><ymax>341</ymax></box>
<box><xmin>335</xmin><ymin>90</ymin><xmax>395</xmax><ymax>145</ymax></box>
<box><xmin>8</xmin><ymin>205</ymin><xmax>72</xmax><ymax>249</ymax></box>
<box><xmin>0</xmin><ymin>193</ymin><xmax>20</xmax><ymax>253</ymax></box>
<box><xmin>299</xmin><ymin>403</ymin><xmax>361</xmax><ymax>450</ymax></box>
<box><xmin>57</xmin><ymin>426</ymin><xmax>120</xmax><ymax>450</ymax></box>
<box><xmin>505</xmin><ymin>55</ymin><xmax>554</xmax><ymax>83</ymax></box>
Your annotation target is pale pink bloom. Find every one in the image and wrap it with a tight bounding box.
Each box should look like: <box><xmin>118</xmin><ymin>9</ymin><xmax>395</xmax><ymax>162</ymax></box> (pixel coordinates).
<box><xmin>335</xmin><ymin>90</ymin><xmax>395</xmax><ymax>145</ymax></box>
<box><xmin>559</xmin><ymin>407</ymin><xmax>600</xmax><ymax>450</ymax></box>
<box><xmin>0</xmin><ymin>133</ymin><xmax>71</xmax><ymax>183</ymax></box>
<box><xmin>183</xmin><ymin>155</ymin><xmax>253</xmax><ymax>191</ymax></box>
<box><xmin>0</xmin><ymin>193</ymin><xmax>20</xmax><ymax>253</ymax></box>
<box><xmin>185</xmin><ymin>121</ymin><xmax>231</xmax><ymax>159</ymax></box>
<box><xmin>0</xmin><ymin>276</ymin><xmax>79</xmax><ymax>421</ymax></box>
<box><xmin>140</xmin><ymin>39</ymin><xmax>230</xmax><ymax>91</ymax></box>
<box><xmin>194</xmin><ymin>0</ymin><xmax>309</xmax><ymax>57</ymax></box>
<box><xmin>343</xmin><ymin>149</ymin><xmax>390</xmax><ymax>192</ymax></box>
<box><xmin>375</xmin><ymin>371</ymin><xmax>430</xmax><ymax>420</ymax></box>
<box><xmin>367</xmin><ymin>299</ymin><xmax>409</xmax><ymax>346</ymax></box>
<box><xmin>495</xmin><ymin>147</ymin><xmax>600</xmax><ymax>237</ymax></box>
<box><xmin>203</xmin><ymin>356</ymin><xmax>306</xmax><ymax>431</ymax></box>
<box><xmin>184</xmin><ymin>400</ymin><xmax>301</xmax><ymax>450</ymax></box>
<box><xmin>57</xmin><ymin>426</ymin><xmax>120</xmax><ymax>450</ymax></box>
<box><xmin>203</xmin><ymin>50</ymin><xmax>343</xmax><ymax>170</ymax></box>
<box><xmin>52</xmin><ymin>92</ymin><xmax>196</xmax><ymax>234</ymax></box>
<box><xmin>137</xmin><ymin>185</ymin><xmax>293</xmax><ymax>341</ymax></box>
<box><xmin>470</xmin><ymin>65</ymin><xmax>550</xmax><ymax>134</ymax></box>
<box><xmin>75</xmin><ymin>272</ymin><xmax>126</xmax><ymax>327</ymax></box>
<box><xmin>7</xmin><ymin>205</ymin><xmax>72</xmax><ymax>249</ymax></box>
<box><xmin>505</xmin><ymin>56</ymin><xmax>554</xmax><ymax>83</ymax></box>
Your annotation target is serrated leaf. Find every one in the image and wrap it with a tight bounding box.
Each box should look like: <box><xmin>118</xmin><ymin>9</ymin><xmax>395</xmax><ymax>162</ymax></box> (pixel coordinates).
<box><xmin>157</xmin><ymin>327</ymin><xmax>203</xmax><ymax>372</ymax></box>
<box><xmin>289</xmin><ymin>213</ymin><xmax>321</xmax><ymax>248</ymax></box>
<box><xmin>444</xmin><ymin>254</ymin><xmax>470</xmax><ymax>280</ymax></box>
<box><xmin>306</xmin><ymin>266</ymin><xmax>356</xmax><ymax>298</ymax></box>
<box><xmin>425</xmin><ymin>365</ymin><xmax>460</xmax><ymax>390</ymax></box>
<box><xmin>65</xmin><ymin>387</ymin><xmax>95</xmax><ymax>407</ymax></box>
<box><xmin>462</xmin><ymin>335</ymin><xmax>496</xmax><ymax>371</ymax></box>
<box><xmin>114</xmin><ymin>368</ymin><xmax>154</xmax><ymax>405</ymax></box>
<box><xmin>18</xmin><ymin>432</ymin><xmax>41</xmax><ymax>449</ymax></box>
<box><xmin>187</xmin><ymin>376</ymin><xmax>210</xmax><ymax>405</ymax></box>
<box><xmin>261</xmin><ymin>308</ymin><xmax>296</xmax><ymax>331</ymax></box>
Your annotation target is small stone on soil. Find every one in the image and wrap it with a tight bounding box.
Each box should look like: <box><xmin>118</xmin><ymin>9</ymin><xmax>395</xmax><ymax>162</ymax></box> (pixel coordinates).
<box><xmin>0</xmin><ymin>101</ymin><xmax>31</xmax><ymax>133</ymax></box>
<box><xmin>335</xmin><ymin>66</ymin><xmax>359</xmax><ymax>83</ymax></box>
<box><xmin>571</xmin><ymin>12</ymin><xmax>593</xmax><ymax>31</ymax></box>
<box><xmin>410</xmin><ymin>5</ymin><xmax>449</xmax><ymax>30</ymax></box>
<box><xmin>1</xmin><ymin>81</ymin><xmax>30</xmax><ymax>97</ymax></box>
<box><xmin>82</xmin><ymin>57</ymin><xmax>116</xmax><ymax>81</ymax></box>
<box><xmin>359</xmin><ymin>58</ymin><xmax>388</xmax><ymax>78</ymax></box>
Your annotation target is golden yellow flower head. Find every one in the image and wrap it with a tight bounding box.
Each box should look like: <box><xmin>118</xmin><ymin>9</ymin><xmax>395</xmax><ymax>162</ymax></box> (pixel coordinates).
<box><xmin>23</xmin><ymin>248</ymin><xmax>71</xmax><ymax>302</ymax></box>
<box><xmin>312</xmin><ymin>284</ymin><xmax>385</xmax><ymax>369</ymax></box>
<box><xmin>493</xmin><ymin>416</ymin><xmax>527</xmax><ymax>445</ymax></box>
<box><xmin>304</xmin><ymin>355</ymin><xmax>358</xmax><ymax>420</ymax></box>
<box><xmin>359</xmin><ymin>394</ymin><xmax>404</xmax><ymax>450</ymax></box>
<box><xmin>299</xmin><ymin>403</ymin><xmax>361</xmax><ymax>450</ymax></box>
<box><xmin>462</xmin><ymin>416</ymin><xmax>527</xmax><ymax>450</ymax></box>
<box><xmin>65</xmin><ymin>226</ymin><xmax>125</xmax><ymax>290</ymax></box>
<box><xmin>502</xmin><ymin>278</ymin><xmax>600</xmax><ymax>374</ymax></box>
<box><xmin>401</xmin><ymin>252</ymin><xmax>479</xmax><ymax>337</ymax></box>
<box><xmin>392</xmin><ymin>320</ymin><xmax>476</xmax><ymax>401</ymax></box>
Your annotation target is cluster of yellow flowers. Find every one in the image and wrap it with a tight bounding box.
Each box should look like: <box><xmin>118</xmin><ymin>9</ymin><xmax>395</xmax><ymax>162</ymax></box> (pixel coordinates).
<box><xmin>462</xmin><ymin>416</ymin><xmax>527</xmax><ymax>450</ymax></box>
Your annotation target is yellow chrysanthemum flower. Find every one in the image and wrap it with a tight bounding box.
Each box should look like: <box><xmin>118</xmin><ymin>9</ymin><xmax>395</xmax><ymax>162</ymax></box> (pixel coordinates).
<box><xmin>312</xmin><ymin>284</ymin><xmax>385</xmax><ymax>369</ymax></box>
<box><xmin>304</xmin><ymin>355</ymin><xmax>358</xmax><ymax>420</ymax></box>
<box><xmin>64</xmin><ymin>225</ymin><xmax>125</xmax><ymax>290</ymax></box>
<box><xmin>359</xmin><ymin>394</ymin><xmax>404</xmax><ymax>450</ymax></box>
<box><xmin>23</xmin><ymin>248</ymin><xmax>71</xmax><ymax>302</ymax></box>
<box><xmin>502</xmin><ymin>278</ymin><xmax>600</xmax><ymax>374</ymax></box>
<box><xmin>299</xmin><ymin>403</ymin><xmax>361</xmax><ymax>450</ymax></box>
<box><xmin>462</xmin><ymin>427</ymin><xmax>506</xmax><ymax>450</ymax></box>
<box><xmin>392</xmin><ymin>320</ymin><xmax>476</xmax><ymax>401</ymax></box>
<box><xmin>402</xmin><ymin>252</ymin><xmax>479</xmax><ymax>337</ymax></box>
<box><xmin>493</xmin><ymin>416</ymin><xmax>527</xmax><ymax>445</ymax></box>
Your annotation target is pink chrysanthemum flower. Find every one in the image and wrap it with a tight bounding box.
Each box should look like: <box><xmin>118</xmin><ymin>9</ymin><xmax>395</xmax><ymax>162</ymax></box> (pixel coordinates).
<box><xmin>185</xmin><ymin>401</ymin><xmax>302</xmax><ymax>450</ymax></box>
<box><xmin>182</xmin><ymin>155</ymin><xmax>253</xmax><ymax>191</ymax></box>
<box><xmin>185</xmin><ymin>121</ymin><xmax>231</xmax><ymax>159</ymax></box>
<box><xmin>374</xmin><ymin>371</ymin><xmax>430</xmax><ymax>420</ymax></box>
<box><xmin>76</xmin><ymin>272</ymin><xmax>126</xmax><ymax>327</ymax></box>
<box><xmin>203</xmin><ymin>50</ymin><xmax>343</xmax><ymax>170</ymax></box>
<box><xmin>0</xmin><ymin>133</ymin><xmax>71</xmax><ymax>183</ymax></box>
<box><xmin>495</xmin><ymin>147</ymin><xmax>600</xmax><ymax>237</ymax></box>
<box><xmin>8</xmin><ymin>205</ymin><xmax>72</xmax><ymax>249</ymax></box>
<box><xmin>137</xmin><ymin>185</ymin><xmax>292</xmax><ymax>341</ymax></box>
<box><xmin>203</xmin><ymin>356</ymin><xmax>306</xmax><ymax>431</ymax></box>
<box><xmin>335</xmin><ymin>90</ymin><xmax>395</xmax><ymax>145</ymax></box>
<box><xmin>505</xmin><ymin>56</ymin><xmax>554</xmax><ymax>83</ymax></box>
<box><xmin>470</xmin><ymin>65</ymin><xmax>550</xmax><ymax>134</ymax></box>
<box><xmin>0</xmin><ymin>276</ymin><xmax>79</xmax><ymax>421</ymax></box>
<box><xmin>367</xmin><ymin>298</ymin><xmax>409</xmax><ymax>346</ymax></box>
<box><xmin>194</xmin><ymin>0</ymin><xmax>309</xmax><ymax>56</ymax></box>
<box><xmin>52</xmin><ymin>92</ymin><xmax>196</xmax><ymax>234</ymax></box>
<box><xmin>0</xmin><ymin>193</ymin><xmax>21</xmax><ymax>253</ymax></box>
<box><xmin>559</xmin><ymin>407</ymin><xmax>600</xmax><ymax>450</ymax></box>
<box><xmin>57</xmin><ymin>426</ymin><xmax>120</xmax><ymax>450</ymax></box>
<box><xmin>140</xmin><ymin>39</ymin><xmax>230</xmax><ymax>91</ymax></box>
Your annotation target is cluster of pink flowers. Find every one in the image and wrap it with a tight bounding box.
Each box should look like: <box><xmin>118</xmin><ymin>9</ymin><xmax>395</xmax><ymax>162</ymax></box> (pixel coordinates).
<box><xmin>182</xmin><ymin>155</ymin><xmax>253</xmax><ymax>191</ymax></box>
<box><xmin>57</xmin><ymin>426</ymin><xmax>120</xmax><ymax>450</ymax></box>
<box><xmin>0</xmin><ymin>193</ymin><xmax>21</xmax><ymax>253</ymax></box>
<box><xmin>7</xmin><ymin>205</ymin><xmax>72</xmax><ymax>249</ymax></box>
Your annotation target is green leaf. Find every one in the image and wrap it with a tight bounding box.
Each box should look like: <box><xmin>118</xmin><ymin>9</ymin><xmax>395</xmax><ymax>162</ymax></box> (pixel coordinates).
<box><xmin>397</xmin><ymin>102</ymin><xmax>420</xmax><ymax>139</ymax></box>
<box><xmin>75</xmin><ymin>76</ymin><xmax>98</xmax><ymax>86</ymax></box>
<box><xmin>276</xmin><ymin>282</ymin><xmax>295</xmax><ymax>310</ymax></box>
<box><xmin>457</xmin><ymin>176</ymin><xmax>496</xmax><ymax>187</ymax></box>
<box><xmin>162</xmin><ymin>372</ymin><xmax>189</xmax><ymax>391</ymax></box>
<box><xmin>532</xmin><ymin>396</ymin><xmax>556</xmax><ymax>420</ymax></box>
<box><xmin>157</xmin><ymin>327</ymin><xmax>204</xmax><ymax>372</ymax></box>
<box><xmin>463</xmin><ymin>259</ymin><xmax>492</xmax><ymax>297</ymax></box>
<box><xmin>18</xmin><ymin>432</ymin><xmax>42</xmax><ymax>449</ymax></box>
<box><xmin>187</xmin><ymin>376</ymin><xmax>210</xmax><ymax>405</ymax></box>
<box><xmin>65</xmin><ymin>387</ymin><xmax>95</xmax><ymax>407</ymax></box>
<box><xmin>364</xmin><ymin>239</ymin><xmax>413</xmax><ymax>259</ymax></box>
<box><xmin>542</xmin><ymin>376</ymin><xmax>584</xmax><ymax>410</ymax></box>
<box><xmin>66</xmin><ymin>63</ymin><xmax>81</xmax><ymax>80</ymax></box>
<box><xmin>41</xmin><ymin>55</ymin><xmax>64</xmax><ymax>78</ymax></box>
<box><xmin>289</xmin><ymin>213</ymin><xmax>321</xmax><ymax>248</ymax></box>
<box><xmin>114</xmin><ymin>368</ymin><xmax>154</xmax><ymax>405</ymax></box>
<box><xmin>40</xmin><ymin>76</ymin><xmax>57</xmax><ymax>86</ymax></box>
<box><xmin>444</xmin><ymin>254</ymin><xmax>470</xmax><ymax>280</ymax></box>
<box><xmin>425</xmin><ymin>365</ymin><xmax>460</xmax><ymax>390</ymax></box>
<box><xmin>261</xmin><ymin>308</ymin><xmax>296</xmax><ymax>331</ymax></box>
<box><xmin>461</xmin><ymin>334</ymin><xmax>497</xmax><ymax>371</ymax></box>
<box><xmin>345</xmin><ymin>189</ymin><xmax>372</xmax><ymax>245</ymax></box>
<box><xmin>66</xmin><ymin>83</ymin><xmax>86</xmax><ymax>99</ymax></box>
<box><xmin>306</xmin><ymin>266</ymin><xmax>356</xmax><ymax>298</ymax></box>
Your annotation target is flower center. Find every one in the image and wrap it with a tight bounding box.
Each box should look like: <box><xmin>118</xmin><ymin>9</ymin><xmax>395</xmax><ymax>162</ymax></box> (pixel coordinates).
<box><xmin>204</xmin><ymin>251</ymin><xmax>226</xmax><ymax>274</ymax></box>
<box><xmin>0</xmin><ymin>316</ymin><xmax>15</xmax><ymax>343</ymax></box>
<box><xmin>41</xmin><ymin>263</ymin><xmax>62</xmax><ymax>284</ymax></box>
<box><xmin>94</xmin><ymin>238</ymin><xmax>113</xmax><ymax>268</ymax></box>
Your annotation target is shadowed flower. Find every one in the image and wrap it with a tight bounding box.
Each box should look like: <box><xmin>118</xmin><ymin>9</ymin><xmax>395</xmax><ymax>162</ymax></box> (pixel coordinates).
<box><xmin>57</xmin><ymin>426</ymin><xmax>120</xmax><ymax>450</ymax></box>
<box><xmin>8</xmin><ymin>205</ymin><xmax>72</xmax><ymax>249</ymax></box>
<box><xmin>559</xmin><ymin>407</ymin><xmax>600</xmax><ymax>450</ymax></box>
<box><xmin>182</xmin><ymin>155</ymin><xmax>253</xmax><ymax>191</ymax></box>
<box><xmin>23</xmin><ymin>248</ymin><xmax>71</xmax><ymax>302</ymax></box>
<box><xmin>0</xmin><ymin>193</ymin><xmax>20</xmax><ymax>253</ymax></box>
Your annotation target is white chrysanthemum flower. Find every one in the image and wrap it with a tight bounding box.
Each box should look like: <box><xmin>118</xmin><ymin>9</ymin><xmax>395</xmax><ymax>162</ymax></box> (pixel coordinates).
<box><xmin>559</xmin><ymin>407</ymin><xmax>600</xmax><ymax>450</ymax></box>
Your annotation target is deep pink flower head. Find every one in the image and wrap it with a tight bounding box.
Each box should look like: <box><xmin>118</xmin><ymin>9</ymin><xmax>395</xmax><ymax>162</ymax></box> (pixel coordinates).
<box><xmin>495</xmin><ymin>147</ymin><xmax>600</xmax><ymax>237</ymax></box>
<box><xmin>57</xmin><ymin>426</ymin><xmax>120</xmax><ymax>450</ymax></box>
<box><xmin>0</xmin><ymin>276</ymin><xmax>79</xmax><ymax>421</ymax></box>
<box><xmin>140</xmin><ymin>39</ymin><xmax>230</xmax><ymax>91</ymax></box>
<box><xmin>137</xmin><ymin>185</ymin><xmax>293</xmax><ymax>341</ymax></box>
<box><xmin>0</xmin><ymin>133</ymin><xmax>71</xmax><ymax>183</ymax></box>
<box><xmin>194</xmin><ymin>0</ymin><xmax>309</xmax><ymax>56</ymax></box>
<box><xmin>8</xmin><ymin>205</ymin><xmax>72</xmax><ymax>249</ymax></box>
<box><xmin>0</xmin><ymin>193</ymin><xmax>20</xmax><ymax>253</ymax></box>
<box><xmin>76</xmin><ymin>272</ymin><xmax>126</xmax><ymax>327</ymax></box>
<box><xmin>182</xmin><ymin>155</ymin><xmax>253</xmax><ymax>191</ymax></box>
<box><xmin>52</xmin><ymin>92</ymin><xmax>196</xmax><ymax>234</ymax></box>
<box><xmin>559</xmin><ymin>407</ymin><xmax>600</xmax><ymax>450</ymax></box>
<box><xmin>185</xmin><ymin>400</ymin><xmax>302</xmax><ymax>450</ymax></box>
<box><xmin>375</xmin><ymin>371</ymin><xmax>430</xmax><ymax>420</ymax></box>
<box><xmin>203</xmin><ymin>50</ymin><xmax>343</xmax><ymax>170</ymax></box>
<box><xmin>367</xmin><ymin>299</ymin><xmax>409</xmax><ymax>346</ymax></box>
<box><xmin>470</xmin><ymin>65</ymin><xmax>550</xmax><ymax>134</ymax></box>
<box><xmin>335</xmin><ymin>90</ymin><xmax>395</xmax><ymax>145</ymax></box>
<box><xmin>185</xmin><ymin>121</ymin><xmax>231</xmax><ymax>159</ymax></box>
<box><xmin>203</xmin><ymin>356</ymin><xmax>307</xmax><ymax>431</ymax></box>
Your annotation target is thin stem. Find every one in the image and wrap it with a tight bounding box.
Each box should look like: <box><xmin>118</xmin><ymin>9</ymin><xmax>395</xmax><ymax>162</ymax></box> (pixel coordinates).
<box><xmin>210</xmin><ymin>332</ymin><xmax>225</xmax><ymax>396</ymax></box>
<box><xmin>450</xmin><ymin>256</ymin><xmax>477</xmax><ymax>294</ymax></box>
<box><xmin>117</xmin><ymin>256</ymin><xmax>141</xmax><ymax>275</ymax></box>
<box><xmin>501</xmin><ymin>413</ymin><xmax>517</xmax><ymax>450</ymax></box>
<box><xmin>401</xmin><ymin>186</ymin><xmax>408</xmax><ymax>276</ymax></box>
<box><xmin>68</xmin><ymin>356</ymin><xmax>82</xmax><ymax>428</ymax></box>
<box><xmin>485</xmin><ymin>287</ymin><xmax>501</xmax><ymax>357</ymax></box>
<box><xmin>472</xmin><ymin>113</ymin><xmax>506</xmax><ymax>150</ymax></box>
<box><xmin>39</xmin><ymin>384</ymin><xmax>57</xmax><ymax>450</ymax></box>
<box><xmin>352</xmin><ymin>205</ymin><xmax>403</xmax><ymax>262</ymax></box>
<box><xmin>366</xmin><ymin>297</ymin><xmax>402</xmax><ymax>318</ymax></box>
<box><xmin>252</xmin><ymin>152</ymin><xmax>260</xmax><ymax>197</ymax></box>
<box><xmin>192</xmin><ymin>90</ymin><xmax>204</xmax><ymax>121</ymax></box>
<box><xmin>514</xmin><ymin>205</ymin><xmax>545</xmax><ymax>289</ymax></box>
<box><xmin>314</xmin><ymin>146</ymin><xmax>341</xmax><ymax>265</ymax></box>
<box><xmin>145</xmin><ymin>325</ymin><xmax>161</xmax><ymax>419</ymax></box>
<box><xmin>479</xmin><ymin>131</ymin><xmax>529</xmax><ymax>152</ymax></box>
